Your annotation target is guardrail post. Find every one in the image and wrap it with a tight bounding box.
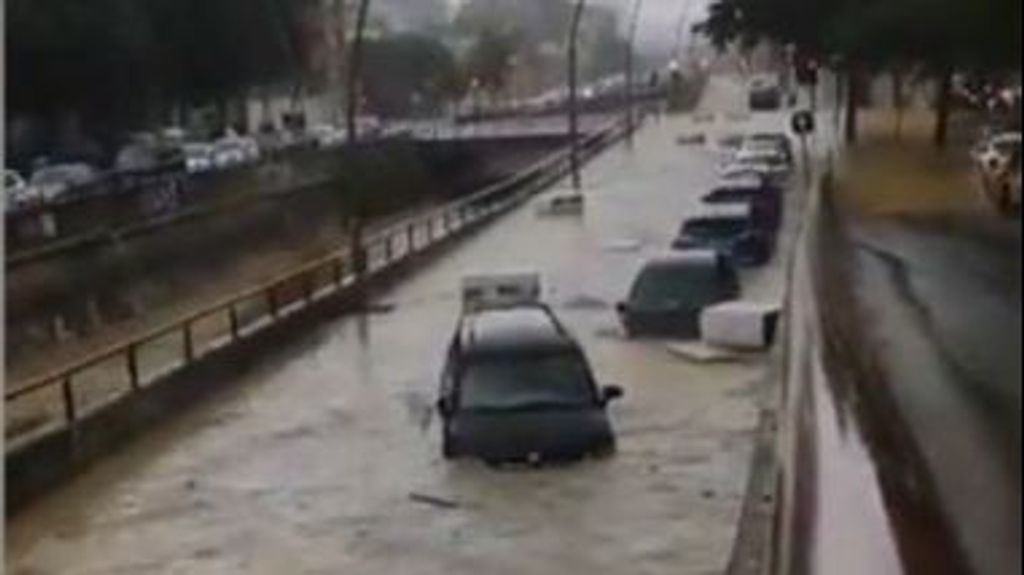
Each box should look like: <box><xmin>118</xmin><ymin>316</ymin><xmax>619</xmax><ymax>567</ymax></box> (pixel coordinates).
<box><xmin>183</xmin><ymin>320</ymin><xmax>195</xmax><ymax>363</ymax></box>
<box><xmin>426</xmin><ymin>218</ymin><xmax>434</xmax><ymax>243</ymax></box>
<box><xmin>229</xmin><ymin>305</ymin><xmax>240</xmax><ymax>341</ymax></box>
<box><xmin>383</xmin><ymin>235</ymin><xmax>392</xmax><ymax>263</ymax></box>
<box><xmin>126</xmin><ymin>344</ymin><xmax>140</xmax><ymax>390</ymax></box>
<box><xmin>332</xmin><ymin>258</ymin><xmax>344</xmax><ymax>287</ymax></box>
<box><xmin>268</xmin><ymin>287</ymin><xmax>279</xmax><ymax>319</ymax></box>
<box><xmin>62</xmin><ymin>376</ymin><xmax>76</xmax><ymax>427</ymax></box>
<box><xmin>304</xmin><ymin>270</ymin><xmax>315</xmax><ymax>302</ymax></box>
<box><xmin>442</xmin><ymin>211</ymin><xmax>450</xmax><ymax>235</ymax></box>
<box><xmin>407</xmin><ymin>223</ymin><xmax>416</xmax><ymax>253</ymax></box>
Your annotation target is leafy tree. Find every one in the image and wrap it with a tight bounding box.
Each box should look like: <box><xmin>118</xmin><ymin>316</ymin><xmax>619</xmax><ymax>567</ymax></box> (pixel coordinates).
<box><xmin>698</xmin><ymin>0</ymin><xmax>1021</xmax><ymax>147</ymax></box>
<box><xmin>465</xmin><ymin>28</ymin><xmax>520</xmax><ymax>98</ymax></box>
<box><xmin>362</xmin><ymin>34</ymin><xmax>463</xmax><ymax>117</ymax></box>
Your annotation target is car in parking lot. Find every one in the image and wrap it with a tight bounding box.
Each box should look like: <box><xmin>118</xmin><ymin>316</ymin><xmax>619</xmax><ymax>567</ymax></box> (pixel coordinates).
<box><xmin>672</xmin><ymin>204</ymin><xmax>773</xmax><ymax>266</ymax></box>
<box><xmin>183</xmin><ymin>143</ymin><xmax>216</xmax><ymax>174</ymax></box>
<box><xmin>211</xmin><ymin>137</ymin><xmax>249</xmax><ymax>169</ymax></box>
<box><xmin>437</xmin><ymin>274</ymin><xmax>622</xmax><ymax>464</ymax></box>
<box><xmin>29</xmin><ymin>162</ymin><xmax>99</xmax><ymax>202</ymax></box>
<box><xmin>4</xmin><ymin>169</ymin><xmax>41</xmax><ymax>211</ymax></box>
<box><xmin>308</xmin><ymin>124</ymin><xmax>347</xmax><ymax>149</ymax></box>
<box><xmin>617</xmin><ymin>251</ymin><xmax>740</xmax><ymax>338</ymax></box>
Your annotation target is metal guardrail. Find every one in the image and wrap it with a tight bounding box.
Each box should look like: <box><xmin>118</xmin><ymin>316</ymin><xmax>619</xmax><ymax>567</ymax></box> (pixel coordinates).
<box><xmin>4</xmin><ymin>117</ymin><xmax>630</xmax><ymax>453</ymax></box>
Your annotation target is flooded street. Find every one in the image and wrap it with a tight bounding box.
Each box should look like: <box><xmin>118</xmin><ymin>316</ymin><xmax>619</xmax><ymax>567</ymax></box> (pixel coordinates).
<box><xmin>8</xmin><ymin>77</ymin><xmax>801</xmax><ymax>575</ymax></box>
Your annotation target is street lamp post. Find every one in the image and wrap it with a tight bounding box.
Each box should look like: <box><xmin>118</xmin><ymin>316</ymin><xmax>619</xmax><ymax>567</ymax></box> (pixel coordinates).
<box><xmin>625</xmin><ymin>0</ymin><xmax>645</xmax><ymax>145</ymax></box>
<box><xmin>568</xmin><ymin>0</ymin><xmax>587</xmax><ymax>191</ymax></box>
<box><xmin>346</xmin><ymin>0</ymin><xmax>372</xmax><ymax>284</ymax></box>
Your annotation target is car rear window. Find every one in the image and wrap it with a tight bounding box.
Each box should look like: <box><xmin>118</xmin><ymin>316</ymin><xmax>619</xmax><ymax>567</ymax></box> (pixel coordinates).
<box><xmin>459</xmin><ymin>353</ymin><xmax>594</xmax><ymax>411</ymax></box>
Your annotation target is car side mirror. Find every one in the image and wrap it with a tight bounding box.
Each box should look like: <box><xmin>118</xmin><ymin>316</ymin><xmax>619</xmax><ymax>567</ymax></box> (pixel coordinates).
<box><xmin>436</xmin><ymin>397</ymin><xmax>453</xmax><ymax>416</ymax></box>
<box><xmin>615</xmin><ymin>301</ymin><xmax>628</xmax><ymax>314</ymax></box>
<box><xmin>601</xmin><ymin>385</ymin><xmax>624</xmax><ymax>404</ymax></box>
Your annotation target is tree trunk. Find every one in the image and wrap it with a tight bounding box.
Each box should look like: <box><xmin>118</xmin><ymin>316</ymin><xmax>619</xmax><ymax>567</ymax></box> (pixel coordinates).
<box><xmin>933</xmin><ymin>65</ymin><xmax>953</xmax><ymax>149</ymax></box>
<box><xmin>845</xmin><ymin>67</ymin><xmax>859</xmax><ymax>144</ymax></box>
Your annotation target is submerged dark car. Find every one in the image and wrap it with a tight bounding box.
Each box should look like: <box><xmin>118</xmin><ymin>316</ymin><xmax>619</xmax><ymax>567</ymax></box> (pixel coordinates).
<box><xmin>617</xmin><ymin>251</ymin><xmax>740</xmax><ymax>338</ymax></box>
<box><xmin>438</xmin><ymin>305</ymin><xmax>622</xmax><ymax>464</ymax></box>
<box><xmin>748</xmin><ymin>81</ymin><xmax>782</xmax><ymax>111</ymax></box>
<box><xmin>672</xmin><ymin>205</ymin><xmax>773</xmax><ymax>266</ymax></box>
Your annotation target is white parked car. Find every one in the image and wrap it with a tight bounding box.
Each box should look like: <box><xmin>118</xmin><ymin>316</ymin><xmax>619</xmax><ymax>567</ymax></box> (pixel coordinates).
<box><xmin>719</xmin><ymin>147</ymin><xmax>791</xmax><ymax>179</ymax></box>
<box><xmin>238</xmin><ymin>136</ymin><xmax>261</xmax><ymax>163</ymax></box>
<box><xmin>183</xmin><ymin>143</ymin><xmax>215</xmax><ymax>174</ymax></box>
<box><xmin>29</xmin><ymin>163</ymin><xmax>98</xmax><ymax>201</ymax></box>
<box><xmin>212</xmin><ymin>138</ymin><xmax>248</xmax><ymax>170</ymax></box>
<box><xmin>309</xmin><ymin>124</ymin><xmax>346</xmax><ymax>148</ymax></box>
<box><xmin>4</xmin><ymin>169</ymin><xmax>41</xmax><ymax>211</ymax></box>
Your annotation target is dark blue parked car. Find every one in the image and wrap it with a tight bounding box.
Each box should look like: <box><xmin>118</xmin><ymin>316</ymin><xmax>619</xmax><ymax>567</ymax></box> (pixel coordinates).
<box><xmin>672</xmin><ymin>204</ymin><xmax>773</xmax><ymax>266</ymax></box>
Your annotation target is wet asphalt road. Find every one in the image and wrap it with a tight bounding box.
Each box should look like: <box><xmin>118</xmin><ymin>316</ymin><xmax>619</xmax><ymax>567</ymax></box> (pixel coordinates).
<box><xmin>850</xmin><ymin>215</ymin><xmax>1022</xmax><ymax>575</ymax></box>
<box><xmin>8</xmin><ymin>77</ymin><xmax>800</xmax><ymax>575</ymax></box>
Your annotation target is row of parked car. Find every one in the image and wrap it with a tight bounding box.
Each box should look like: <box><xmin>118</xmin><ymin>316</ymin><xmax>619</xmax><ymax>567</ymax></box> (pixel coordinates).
<box><xmin>434</xmin><ymin>130</ymin><xmax>794</xmax><ymax>465</ymax></box>
<box><xmin>618</xmin><ymin>131</ymin><xmax>792</xmax><ymax>336</ymax></box>
<box><xmin>4</xmin><ymin>118</ymin><xmax>384</xmax><ymax>214</ymax></box>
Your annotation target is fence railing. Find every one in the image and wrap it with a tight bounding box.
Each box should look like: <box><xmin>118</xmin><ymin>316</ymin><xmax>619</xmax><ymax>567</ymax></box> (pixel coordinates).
<box><xmin>4</xmin><ymin>117</ymin><xmax>629</xmax><ymax>453</ymax></box>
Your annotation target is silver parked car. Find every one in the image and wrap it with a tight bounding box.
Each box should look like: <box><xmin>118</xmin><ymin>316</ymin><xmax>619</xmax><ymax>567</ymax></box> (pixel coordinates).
<box><xmin>183</xmin><ymin>143</ymin><xmax>216</xmax><ymax>174</ymax></box>
<box><xmin>4</xmin><ymin>169</ymin><xmax>41</xmax><ymax>211</ymax></box>
<box><xmin>29</xmin><ymin>163</ymin><xmax>98</xmax><ymax>202</ymax></box>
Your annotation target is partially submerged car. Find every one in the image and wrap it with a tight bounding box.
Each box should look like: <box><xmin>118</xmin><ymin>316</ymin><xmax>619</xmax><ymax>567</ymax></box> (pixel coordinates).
<box><xmin>617</xmin><ymin>251</ymin><xmax>740</xmax><ymax>338</ymax></box>
<box><xmin>438</xmin><ymin>273</ymin><xmax>622</xmax><ymax>464</ymax></box>
<box><xmin>672</xmin><ymin>204</ymin><xmax>773</xmax><ymax>266</ymax></box>
<box><xmin>721</xmin><ymin>147</ymin><xmax>792</xmax><ymax>180</ymax></box>
<box><xmin>701</xmin><ymin>176</ymin><xmax>782</xmax><ymax>231</ymax></box>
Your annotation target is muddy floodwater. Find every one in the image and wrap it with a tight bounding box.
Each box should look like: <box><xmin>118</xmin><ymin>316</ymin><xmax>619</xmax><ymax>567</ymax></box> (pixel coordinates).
<box><xmin>7</xmin><ymin>77</ymin><xmax>805</xmax><ymax>575</ymax></box>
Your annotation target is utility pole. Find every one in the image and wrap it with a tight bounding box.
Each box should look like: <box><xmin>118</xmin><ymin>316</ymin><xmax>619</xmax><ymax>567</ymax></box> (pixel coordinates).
<box><xmin>346</xmin><ymin>0</ymin><xmax>372</xmax><ymax>283</ymax></box>
<box><xmin>346</xmin><ymin>0</ymin><xmax>371</xmax><ymax>146</ymax></box>
<box><xmin>568</xmin><ymin>0</ymin><xmax>587</xmax><ymax>191</ymax></box>
<box><xmin>325</xmin><ymin>0</ymin><xmax>345</xmax><ymax>125</ymax></box>
<box><xmin>625</xmin><ymin>0</ymin><xmax>645</xmax><ymax>145</ymax></box>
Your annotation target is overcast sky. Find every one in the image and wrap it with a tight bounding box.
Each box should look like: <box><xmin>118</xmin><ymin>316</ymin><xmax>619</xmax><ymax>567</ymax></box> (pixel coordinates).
<box><xmin>442</xmin><ymin>0</ymin><xmax>710</xmax><ymax>56</ymax></box>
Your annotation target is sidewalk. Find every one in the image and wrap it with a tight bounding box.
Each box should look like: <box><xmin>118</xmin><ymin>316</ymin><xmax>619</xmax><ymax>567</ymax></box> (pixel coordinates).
<box><xmin>831</xmin><ymin>108</ymin><xmax>1021</xmax><ymax>575</ymax></box>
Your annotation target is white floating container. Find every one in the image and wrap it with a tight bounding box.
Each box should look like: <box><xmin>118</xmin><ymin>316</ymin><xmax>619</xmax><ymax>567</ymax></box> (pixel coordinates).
<box><xmin>699</xmin><ymin>301</ymin><xmax>781</xmax><ymax>350</ymax></box>
<box><xmin>536</xmin><ymin>192</ymin><xmax>584</xmax><ymax>216</ymax></box>
<box><xmin>461</xmin><ymin>271</ymin><xmax>541</xmax><ymax>312</ymax></box>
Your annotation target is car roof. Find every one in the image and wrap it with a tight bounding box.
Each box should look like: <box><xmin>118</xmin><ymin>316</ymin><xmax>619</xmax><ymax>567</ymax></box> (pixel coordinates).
<box><xmin>712</xmin><ymin>175</ymin><xmax>771</xmax><ymax>190</ymax></box>
<box><xmin>458</xmin><ymin>305</ymin><xmax>576</xmax><ymax>357</ymax></box>
<box><xmin>687</xmin><ymin>204</ymin><xmax>752</xmax><ymax>221</ymax></box>
<box><xmin>642</xmin><ymin>249</ymin><xmax>722</xmax><ymax>270</ymax></box>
